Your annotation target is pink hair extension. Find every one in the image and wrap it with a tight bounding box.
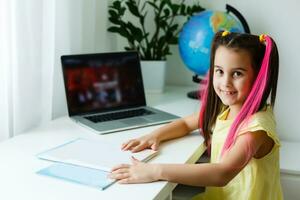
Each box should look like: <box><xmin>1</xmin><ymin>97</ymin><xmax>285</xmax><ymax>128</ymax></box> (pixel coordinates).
<box><xmin>220</xmin><ymin>36</ymin><xmax>273</xmax><ymax>158</ymax></box>
<box><xmin>198</xmin><ymin>72</ymin><xmax>211</xmax><ymax>153</ymax></box>
<box><xmin>199</xmin><ymin>72</ymin><xmax>210</xmax><ymax>133</ymax></box>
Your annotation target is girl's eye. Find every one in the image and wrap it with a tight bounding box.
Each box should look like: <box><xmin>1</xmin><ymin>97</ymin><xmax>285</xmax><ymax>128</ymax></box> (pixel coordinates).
<box><xmin>233</xmin><ymin>71</ymin><xmax>243</xmax><ymax>78</ymax></box>
<box><xmin>215</xmin><ymin>69</ymin><xmax>223</xmax><ymax>75</ymax></box>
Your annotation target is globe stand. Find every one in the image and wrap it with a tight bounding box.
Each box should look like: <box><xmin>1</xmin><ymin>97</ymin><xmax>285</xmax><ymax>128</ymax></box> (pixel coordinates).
<box><xmin>187</xmin><ymin>74</ymin><xmax>202</xmax><ymax>100</ymax></box>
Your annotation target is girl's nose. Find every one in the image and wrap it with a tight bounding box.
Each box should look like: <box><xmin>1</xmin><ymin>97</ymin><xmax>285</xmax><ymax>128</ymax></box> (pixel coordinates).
<box><xmin>222</xmin><ymin>74</ymin><xmax>232</xmax><ymax>87</ymax></box>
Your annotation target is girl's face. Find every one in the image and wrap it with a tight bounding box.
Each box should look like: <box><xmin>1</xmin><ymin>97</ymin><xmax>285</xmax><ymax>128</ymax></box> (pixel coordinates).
<box><xmin>213</xmin><ymin>46</ymin><xmax>255</xmax><ymax>112</ymax></box>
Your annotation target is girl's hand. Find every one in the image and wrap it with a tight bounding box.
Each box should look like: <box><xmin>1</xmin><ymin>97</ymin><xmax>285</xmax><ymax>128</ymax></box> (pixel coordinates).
<box><xmin>109</xmin><ymin>157</ymin><xmax>160</xmax><ymax>184</ymax></box>
<box><xmin>121</xmin><ymin>134</ymin><xmax>160</xmax><ymax>153</ymax></box>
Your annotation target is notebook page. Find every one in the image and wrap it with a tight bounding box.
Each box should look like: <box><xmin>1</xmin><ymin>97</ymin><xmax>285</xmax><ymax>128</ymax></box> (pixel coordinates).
<box><xmin>37</xmin><ymin>138</ymin><xmax>158</xmax><ymax>172</ymax></box>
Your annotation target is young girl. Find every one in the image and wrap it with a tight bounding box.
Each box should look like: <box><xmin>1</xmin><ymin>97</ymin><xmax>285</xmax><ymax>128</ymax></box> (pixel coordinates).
<box><xmin>109</xmin><ymin>31</ymin><xmax>283</xmax><ymax>199</ymax></box>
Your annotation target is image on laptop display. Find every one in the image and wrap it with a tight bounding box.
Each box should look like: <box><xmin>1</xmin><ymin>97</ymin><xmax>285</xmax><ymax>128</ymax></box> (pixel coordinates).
<box><xmin>63</xmin><ymin>52</ymin><xmax>145</xmax><ymax>115</ymax></box>
<box><xmin>61</xmin><ymin>51</ymin><xmax>179</xmax><ymax>134</ymax></box>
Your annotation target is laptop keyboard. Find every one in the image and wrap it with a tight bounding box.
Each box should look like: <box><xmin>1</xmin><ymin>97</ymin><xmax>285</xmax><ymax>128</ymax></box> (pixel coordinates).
<box><xmin>85</xmin><ymin>108</ymin><xmax>154</xmax><ymax>123</ymax></box>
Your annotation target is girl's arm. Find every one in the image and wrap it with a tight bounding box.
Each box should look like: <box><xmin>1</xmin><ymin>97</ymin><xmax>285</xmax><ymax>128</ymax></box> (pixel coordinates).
<box><xmin>152</xmin><ymin>113</ymin><xmax>199</xmax><ymax>142</ymax></box>
<box><xmin>157</xmin><ymin>130</ymin><xmax>273</xmax><ymax>186</ymax></box>
<box><xmin>122</xmin><ymin>113</ymin><xmax>199</xmax><ymax>152</ymax></box>
<box><xmin>111</xmin><ymin>130</ymin><xmax>274</xmax><ymax>186</ymax></box>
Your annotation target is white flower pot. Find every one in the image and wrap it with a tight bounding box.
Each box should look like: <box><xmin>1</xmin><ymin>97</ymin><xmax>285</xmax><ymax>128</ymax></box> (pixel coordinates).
<box><xmin>140</xmin><ymin>61</ymin><xmax>166</xmax><ymax>93</ymax></box>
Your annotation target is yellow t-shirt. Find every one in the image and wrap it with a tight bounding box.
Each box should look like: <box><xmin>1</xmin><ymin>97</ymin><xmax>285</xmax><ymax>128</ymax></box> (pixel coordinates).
<box><xmin>193</xmin><ymin>107</ymin><xmax>283</xmax><ymax>200</ymax></box>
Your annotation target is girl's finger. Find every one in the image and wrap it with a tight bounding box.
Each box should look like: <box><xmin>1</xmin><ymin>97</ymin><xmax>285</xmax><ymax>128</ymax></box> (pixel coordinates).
<box><xmin>110</xmin><ymin>172</ymin><xmax>130</xmax><ymax>180</ymax></box>
<box><xmin>121</xmin><ymin>142</ymin><xmax>129</xmax><ymax>149</ymax></box>
<box><xmin>122</xmin><ymin>140</ymin><xmax>140</xmax><ymax>150</ymax></box>
<box><xmin>121</xmin><ymin>140</ymin><xmax>134</xmax><ymax>150</ymax></box>
<box><xmin>118</xmin><ymin>177</ymin><xmax>133</xmax><ymax>184</ymax></box>
<box><xmin>111</xmin><ymin>168</ymin><xmax>129</xmax><ymax>174</ymax></box>
<box><xmin>111</xmin><ymin>163</ymin><xmax>130</xmax><ymax>172</ymax></box>
<box><xmin>151</xmin><ymin>142</ymin><xmax>159</xmax><ymax>150</ymax></box>
<box><xmin>131</xmin><ymin>142</ymin><xmax>148</xmax><ymax>152</ymax></box>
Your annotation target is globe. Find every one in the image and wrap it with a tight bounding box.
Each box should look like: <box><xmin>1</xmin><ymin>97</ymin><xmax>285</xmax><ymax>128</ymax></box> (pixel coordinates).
<box><xmin>179</xmin><ymin>9</ymin><xmax>246</xmax><ymax>76</ymax></box>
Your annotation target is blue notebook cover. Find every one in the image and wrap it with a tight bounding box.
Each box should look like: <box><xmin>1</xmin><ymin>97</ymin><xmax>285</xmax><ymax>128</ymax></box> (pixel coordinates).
<box><xmin>37</xmin><ymin>163</ymin><xmax>115</xmax><ymax>190</ymax></box>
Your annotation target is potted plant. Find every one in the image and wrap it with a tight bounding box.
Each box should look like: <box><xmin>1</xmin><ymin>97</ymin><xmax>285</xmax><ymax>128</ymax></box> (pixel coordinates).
<box><xmin>107</xmin><ymin>0</ymin><xmax>204</xmax><ymax>92</ymax></box>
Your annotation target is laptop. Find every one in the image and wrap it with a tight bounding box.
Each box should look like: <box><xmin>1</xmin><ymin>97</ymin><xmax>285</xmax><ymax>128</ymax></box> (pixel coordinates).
<box><xmin>61</xmin><ymin>51</ymin><xmax>179</xmax><ymax>134</ymax></box>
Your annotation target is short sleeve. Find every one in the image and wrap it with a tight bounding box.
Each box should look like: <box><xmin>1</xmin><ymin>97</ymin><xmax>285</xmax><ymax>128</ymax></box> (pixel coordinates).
<box><xmin>237</xmin><ymin>107</ymin><xmax>280</xmax><ymax>147</ymax></box>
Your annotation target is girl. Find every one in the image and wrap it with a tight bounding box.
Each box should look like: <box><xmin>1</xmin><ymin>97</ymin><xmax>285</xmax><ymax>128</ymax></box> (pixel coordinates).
<box><xmin>109</xmin><ymin>31</ymin><xmax>283</xmax><ymax>200</ymax></box>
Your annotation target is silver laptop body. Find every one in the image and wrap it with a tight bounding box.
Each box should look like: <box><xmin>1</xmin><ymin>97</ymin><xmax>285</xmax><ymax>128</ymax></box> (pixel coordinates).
<box><xmin>61</xmin><ymin>51</ymin><xmax>179</xmax><ymax>134</ymax></box>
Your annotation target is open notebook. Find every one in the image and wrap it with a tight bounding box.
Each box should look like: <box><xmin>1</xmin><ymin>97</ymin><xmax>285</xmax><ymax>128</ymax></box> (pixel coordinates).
<box><xmin>37</xmin><ymin>138</ymin><xmax>158</xmax><ymax>171</ymax></box>
<box><xmin>36</xmin><ymin>138</ymin><xmax>158</xmax><ymax>189</ymax></box>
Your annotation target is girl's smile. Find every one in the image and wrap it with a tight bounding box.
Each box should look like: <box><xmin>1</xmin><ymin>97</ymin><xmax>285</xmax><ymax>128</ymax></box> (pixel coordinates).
<box><xmin>219</xmin><ymin>89</ymin><xmax>237</xmax><ymax>95</ymax></box>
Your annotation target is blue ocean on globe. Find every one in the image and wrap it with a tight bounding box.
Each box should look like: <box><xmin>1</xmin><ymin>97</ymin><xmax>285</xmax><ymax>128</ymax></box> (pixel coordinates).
<box><xmin>179</xmin><ymin>10</ymin><xmax>245</xmax><ymax>75</ymax></box>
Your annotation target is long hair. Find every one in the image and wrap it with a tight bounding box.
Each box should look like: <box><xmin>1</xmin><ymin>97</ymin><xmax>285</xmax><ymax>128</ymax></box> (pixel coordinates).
<box><xmin>199</xmin><ymin>31</ymin><xmax>279</xmax><ymax>157</ymax></box>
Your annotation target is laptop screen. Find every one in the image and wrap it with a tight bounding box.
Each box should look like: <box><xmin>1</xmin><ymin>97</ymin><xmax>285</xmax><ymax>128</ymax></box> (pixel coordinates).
<box><xmin>61</xmin><ymin>52</ymin><xmax>146</xmax><ymax>116</ymax></box>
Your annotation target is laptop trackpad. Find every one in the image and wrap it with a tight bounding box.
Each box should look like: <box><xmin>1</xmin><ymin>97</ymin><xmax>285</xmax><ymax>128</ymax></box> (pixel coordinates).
<box><xmin>121</xmin><ymin>118</ymin><xmax>149</xmax><ymax>125</ymax></box>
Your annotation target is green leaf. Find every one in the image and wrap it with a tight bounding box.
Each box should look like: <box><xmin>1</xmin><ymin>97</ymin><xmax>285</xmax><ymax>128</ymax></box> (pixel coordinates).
<box><xmin>108</xmin><ymin>26</ymin><xmax>130</xmax><ymax>40</ymax></box>
<box><xmin>164</xmin><ymin>30</ymin><xmax>177</xmax><ymax>44</ymax></box>
<box><xmin>186</xmin><ymin>7</ymin><xmax>191</xmax><ymax>15</ymax></box>
<box><xmin>163</xmin><ymin>8</ymin><xmax>170</xmax><ymax>17</ymax></box>
<box><xmin>159</xmin><ymin>21</ymin><xmax>168</xmax><ymax>29</ymax></box>
<box><xmin>125</xmin><ymin>46</ymin><xmax>134</xmax><ymax>51</ymax></box>
<box><xmin>120</xmin><ymin>7</ymin><xmax>126</xmax><ymax>15</ymax></box>
<box><xmin>126</xmin><ymin>0</ymin><xmax>140</xmax><ymax>17</ymax></box>
<box><xmin>112</xmin><ymin>1</ymin><xmax>121</xmax><ymax>10</ymax></box>
<box><xmin>144</xmin><ymin>47</ymin><xmax>153</xmax><ymax>60</ymax></box>
<box><xmin>127</xmin><ymin>22</ymin><xmax>143</xmax><ymax>42</ymax></box>
<box><xmin>159</xmin><ymin>1</ymin><xmax>167</xmax><ymax>10</ymax></box>
<box><xmin>134</xmin><ymin>29</ymin><xmax>144</xmax><ymax>42</ymax></box>
<box><xmin>107</xmin><ymin>26</ymin><xmax>121</xmax><ymax>33</ymax></box>
<box><xmin>180</xmin><ymin>4</ymin><xmax>186</xmax><ymax>15</ymax></box>
<box><xmin>157</xmin><ymin>36</ymin><xmax>166</xmax><ymax>49</ymax></box>
<box><xmin>146</xmin><ymin>1</ymin><xmax>159</xmax><ymax>10</ymax></box>
<box><xmin>168</xmin><ymin>36</ymin><xmax>178</xmax><ymax>44</ymax></box>
<box><xmin>170</xmin><ymin>4</ymin><xmax>180</xmax><ymax>15</ymax></box>
<box><xmin>108</xmin><ymin>17</ymin><xmax>121</xmax><ymax>25</ymax></box>
<box><xmin>163</xmin><ymin>46</ymin><xmax>171</xmax><ymax>56</ymax></box>
<box><xmin>108</xmin><ymin>10</ymin><xmax>118</xmax><ymax>19</ymax></box>
<box><xmin>108</xmin><ymin>9</ymin><xmax>118</xmax><ymax>17</ymax></box>
<box><xmin>169</xmin><ymin>24</ymin><xmax>179</xmax><ymax>32</ymax></box>
<box><xmin>164</xmin><ymin>0</ymin><xmax>171</xmax><ymax>5</ymax></box>
<box><xmin>191</xmin><ymin>5</ymin><xmax>205</xmax><ymax>14</ymax></box>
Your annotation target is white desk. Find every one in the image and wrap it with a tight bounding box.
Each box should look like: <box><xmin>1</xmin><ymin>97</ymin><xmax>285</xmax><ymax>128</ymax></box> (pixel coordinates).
<box><xmin>0</xmin><ymin>86</ymin><xmax>205</xmax><ymax>200</ymax></box>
